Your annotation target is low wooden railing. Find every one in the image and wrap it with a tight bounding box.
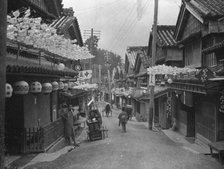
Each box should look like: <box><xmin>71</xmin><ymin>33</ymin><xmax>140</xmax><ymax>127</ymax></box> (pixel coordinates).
<box><xmin>42</xmin><ymin>118</ymin><xmax>64</xmax><ymax>150</ymax></box>
<box><xmin>23</xmin><ymin>127</ymin><xmax>44</xmax><ymax>153</ymax></box>
<box><xmin>23</xmin><ymin>118</ymin><xmax>64</xmax><ymax>153</ymax></box>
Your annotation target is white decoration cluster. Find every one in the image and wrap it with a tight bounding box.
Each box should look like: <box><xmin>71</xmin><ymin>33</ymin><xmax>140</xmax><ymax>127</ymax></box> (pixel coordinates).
<box><xmin>7</xmin><ymin>9</ymin><xmax>94</xmax><ymax>60</ymax></box>
<box><xmin>147</xmin><ymin>64</ymin><xmax>198</xmax><ymax>75</ymax></box>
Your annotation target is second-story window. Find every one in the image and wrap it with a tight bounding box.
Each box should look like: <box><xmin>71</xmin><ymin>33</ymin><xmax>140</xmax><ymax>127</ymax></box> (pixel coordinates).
<box><xmin>203</xmin><ymin>53</ymin><xmax>217</xmax><ymax>67</ymax></box>
<box><xmin>185</xmin><ymin>43</ymin><xmax>192</xmax><ymax>66</ymax></box>
<box><xmin>184</xmin><ymin>39</ymin><xmax>201</xmax><ymax>67</ymax></box>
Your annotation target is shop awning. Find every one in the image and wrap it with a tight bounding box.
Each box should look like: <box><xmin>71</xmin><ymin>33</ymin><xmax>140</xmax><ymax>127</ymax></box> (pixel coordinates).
<box><xmin>133</xmin><ymin>86</ymin><xmax>168</xmax><ymax>101</ymax></box>
<box><xmin>208</xmin><ymin>77</ymin><xmax>224</xmax><ymax>81</ymax></box>
<box><xmin>60</xmin><ymin>90</ymin><xmax>88</xmax><ymax>98</ymax></box>
<box><xmin>135</xmin><ymin>71</ymin><xmax>147</xmax><ymax>78</ymax></box>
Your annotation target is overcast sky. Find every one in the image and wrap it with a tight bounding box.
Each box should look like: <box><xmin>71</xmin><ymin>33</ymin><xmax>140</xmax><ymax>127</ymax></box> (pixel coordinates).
<box><xmin>62</xmin><ymin>0</ymin><xmax>181</xmax><ymax>60</ymax></box>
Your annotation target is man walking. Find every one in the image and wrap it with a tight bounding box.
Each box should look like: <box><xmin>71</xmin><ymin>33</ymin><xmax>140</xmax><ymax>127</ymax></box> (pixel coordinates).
<box><xmin>118</xmin><ymin>107</ymin><xmax>128</xmax><ymax>132</ymax></box>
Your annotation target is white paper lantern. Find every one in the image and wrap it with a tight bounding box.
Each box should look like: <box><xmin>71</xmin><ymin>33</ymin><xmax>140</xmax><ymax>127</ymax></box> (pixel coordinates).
<box><xmin>30</xmin><ymin>81</ymin><xmax>42</xmax><ymax>93</ymax></box>
<box><xmin>14</xmin><ymin>81</ymin><xmax>29</xmax><ymax>94</ymax></box>
<box><xmin>57</xmin><ymin>63</ymin><xmax>65</xmax><ymax>70</ymax></box>
<box><xmin>5</xmin><ymin>83</ymin><xmax>13</xmax><ymax>98</ymax></box>
<box><xmin>68</xmin><ymin>82</ymin><xmax>74</xmax><ymax>89</ymax></box>
<box><xmin>167</xmin><ymin>78</ymin><xmax>173</xmax><ymax>84</ymax></box>
<box><xmin>52</xmin><ymin>81</ymin><xmax>59</xmax><ymax>91</ymax></box>
<box><xmin>59</xmin><ymin>82</ymin><xmax>64</xmax><ymax>90</ymax></box>
<box><xmin>63</xmin><ymin>83</ymin><xmax>68</xmax><ymax>91</ymax></box>
<box><xmin>42</xmin><ymin>83</ymin><xmax>52</xmax><ymax>94</ymax></box>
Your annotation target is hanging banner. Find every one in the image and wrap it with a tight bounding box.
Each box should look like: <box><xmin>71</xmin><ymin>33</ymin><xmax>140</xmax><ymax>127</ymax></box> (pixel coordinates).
<box><xmin>78</xmin><ymin>70</ymin><xmax>92</xmax><ymax>80</ymax></box>
<box><xmin>148</xmin><ymin>74</ymin><xmax>155</xmax><ymax>86</ymax></box>
<box><xmin>219</xmin><ymin>90</ymin><xmax>224</xmax><ymax>113</ymax></box>
<box><xmin>166</xmin><ymin>92</ymin><xmax>172</xmax><ymax>118</ymax></box>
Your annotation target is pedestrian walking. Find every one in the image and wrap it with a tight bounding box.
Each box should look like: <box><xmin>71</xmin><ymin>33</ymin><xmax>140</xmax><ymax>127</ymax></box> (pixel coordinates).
<box><xmin>104</xmin><ymin>103</ymin><xmax>112</xmax><ymax>117</ymax></box>
<box><xmin>118</xmin><ymin>107</ymin><xmax>128</xmax><ymax>132</ymax></box>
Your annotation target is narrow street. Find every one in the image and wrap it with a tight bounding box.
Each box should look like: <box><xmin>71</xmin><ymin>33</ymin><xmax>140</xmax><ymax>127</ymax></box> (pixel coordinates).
<box><xmin>24</xmin><ymin>102</ymin><xmax>223</xmax><ymax>169</ymax></box>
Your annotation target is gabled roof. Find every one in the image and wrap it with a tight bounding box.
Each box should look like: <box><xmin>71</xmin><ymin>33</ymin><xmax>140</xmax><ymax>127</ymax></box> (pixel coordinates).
<box><xmin>50</xmin><ymin>15</ymin><xmax>83</xmax><ymax>46</ymax></box>
<box><xmin>134</xmin><ymin>49</ymin><xmax>150</xmax><ymax>72</ymax></box>
<box><xmin>126</xmin><ymin>49</ymin><xmax>137</xmax><ymax>69</ymax></box>
<box><xmin>175</xmin><ymin>0</ymin><xmax>224</xmax><ymax>40</ymax></box>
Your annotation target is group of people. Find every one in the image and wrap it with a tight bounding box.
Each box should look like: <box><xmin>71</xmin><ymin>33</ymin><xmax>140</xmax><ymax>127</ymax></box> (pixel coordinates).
<box><xmin>103</xmin><ymin>103</ymin><xmax>129</xmax><ymax>133</ymax></box>
<box><xmin>59</xmin><ymin>101</ymin><xmax>131</xmax><ymax>146</ymax></box>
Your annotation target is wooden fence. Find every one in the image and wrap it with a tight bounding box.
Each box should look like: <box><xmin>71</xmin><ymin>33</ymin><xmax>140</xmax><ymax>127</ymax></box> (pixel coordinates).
<box><xmin>23</xmin><ymin>118</ymin><xmax>64</xmax><ymax>153</ymax></box>
<box><xmin>23</xmin><ymin>127</ymin><xmax>44</xmax><ymax>153</ymax></box>
<box><xmin>42</xmin><ymin>118</ymin><xmax>64</xmax><ymax>150</ymax></box>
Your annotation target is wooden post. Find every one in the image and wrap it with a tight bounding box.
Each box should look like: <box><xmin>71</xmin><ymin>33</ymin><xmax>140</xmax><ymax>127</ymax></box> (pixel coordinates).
<box><xmin>148</xmin><ymin>0</ymin><xmax>158</xmax><ymax>130</ymax></box>
<box><xmin>99</xmin><ymin>64</ymin><xmax>101</xmax><ymax>90</ymax></box>
<box><xmin>90</xmin><ymin>28</ymin><xmax>93</xmax><ymax>83</ymax></box>
<box><xmin>108</xmin><ymin>69</ymin><xmax>111</xmax><ymax>104</ymax></box>
<box><xmin>16</xmin><ymin>44</ymin><xmax>20</xmax><ymax>61</ymax></box>
<box><xmin>0</xmin><ymin>0</ymin><xmax>7</xmax><ymax>168</ymax></box>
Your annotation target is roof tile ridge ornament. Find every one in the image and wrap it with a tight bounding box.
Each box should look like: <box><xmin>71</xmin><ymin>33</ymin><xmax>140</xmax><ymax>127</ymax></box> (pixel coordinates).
<box><xmin>63</xmin><ymin>7</ymin><xmax>74</xmax><ymax>17</ymax></box>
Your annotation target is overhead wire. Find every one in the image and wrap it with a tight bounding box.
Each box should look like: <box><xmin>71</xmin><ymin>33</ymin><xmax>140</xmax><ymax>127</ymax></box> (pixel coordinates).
<box><xmin>111</xmin><ymin>0</ymin><xmax>151</xmax><ymax>51</ymax></box>
<box><xmin>111</xmin><ymin>0</ymin><xmax>150</xmax><ymax>49</ymax></box>
<box><xmin>110</xmin><ymin>2</ymin><xmax>137</xmax><ymax>49</ymax></box>
<box><xmin>73</xmin><ymin>0</ymin><xmax>122</xmax><ymax>14</ymax></box>
<box><xmin>109</xmin><ymin>3</ymin><xmax>136</xmax><ymax>48</ymax></box>
<box><xmin>82</xmin><ymin>1</ymin><xmax>128</xmax><ymax>43</ymax></box>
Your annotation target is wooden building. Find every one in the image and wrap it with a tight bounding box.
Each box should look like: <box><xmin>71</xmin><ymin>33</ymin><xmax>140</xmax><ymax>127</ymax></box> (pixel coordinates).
<box><xmin>148</xmin><ymin>25</ymin><xmax>183</xmax><ymax>67</ymax></box>
<box><xmin>170</xmin><ymin>0</ymin><xmax>224</xmax><ymax>144</ymax></box>
<box><xmin>146</xmin><ymin>25</ymin><xmax>183</xmax><ymax>128</ymax></box>
<box><xmin>131</xmin><ymin>46</ymin><xmax>150</xmax><ymax>121</ymax></box>
<box><xmin>5</xmin><ymin>0</ymin><xmax>89</xmax><ymax>154</ymax></box>
<box><xmin>5</xmin><ymin>40</ymin><xmax>78</xmax><ymax>154</ymax></box>
<box><xmin>112</xmin><ymin>48</ymin><xmax>137</xmax><ymax>109</ymax></box>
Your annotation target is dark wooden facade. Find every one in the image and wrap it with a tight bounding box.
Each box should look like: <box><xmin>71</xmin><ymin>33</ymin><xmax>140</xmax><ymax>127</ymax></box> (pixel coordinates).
<box><xmin>173</xmin><ymin>0</ymin><xmax>224</xmax><ymax>143</ymax></box>
<box><xmin>148</xmin><ymin>25</ymin><xmax>183</xmax><ymax>67</ymax></box>
<box><xmin>147</xmin><ymin>25</ymin><xmax>183</xmax><ymax>128</ymax></box>
<box><xmin>5</xmin><ymin>46</ymin><xmax>77</xmax><ymax>154</ymax></box>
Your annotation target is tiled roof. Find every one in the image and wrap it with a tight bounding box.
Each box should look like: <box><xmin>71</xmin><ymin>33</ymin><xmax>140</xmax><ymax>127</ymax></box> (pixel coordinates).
<box><xmin>140</xmin><ymin>50</ymin><xmax>150</xmax><ymax>68</ymax></box>
<box><xmin>126</xmin><ymin>51</ymin><xmax>137</xmax><ymax>68</ymax></box>
<box><xmin>184</xmin><ymin>0</ymin><xmax>224</xmax><ymax>18</ymax></box>
<box><xmin>136</xmin><ymin>86</ymin><xmax>168</xmax><ymax>100</ymax></box>
<box><xmin>50</xmin><ymin>16</ymin><xmax>73</xmax><ymax>29</ymax></box>
<box><xmin>157</xmin><ymin>25</ymin><xmax>176</xmax><ymax>47</ymax></box>
<box><xmin>6</xmin><ymin>53</ymin><xmax>77</xmax><ymax>77</ymax></box>
<box><xmin>127</xmin><ymin>46</ymin><xmax>148</xmax><ymax>68</ymax></box>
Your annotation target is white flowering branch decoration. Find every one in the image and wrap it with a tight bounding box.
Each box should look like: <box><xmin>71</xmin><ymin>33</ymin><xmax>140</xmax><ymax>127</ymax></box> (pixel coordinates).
<box><xmin>7</xmin><ymin>9</ymin><xmax>94</xmax><ymax>60</ymax></box>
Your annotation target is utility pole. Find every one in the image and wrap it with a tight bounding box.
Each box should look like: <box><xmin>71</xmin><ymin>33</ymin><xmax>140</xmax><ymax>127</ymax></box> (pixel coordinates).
<box><xmin>148</xmin><ymin>0</ymin><xmax>158</xmax><ymax>130</ymax></box>
<box><xmin>0</xmin><ymin>0</ymin><xmax>7</xmax><ymax>168</ymax></box>
<box><xmin>105</xmin><ymin>54</ymin><xmax>111</xmax><ymax>104</ymax></box>
<box><xmin>99</xmin><ymin>64</ymin><xmax>101</xmax><ymax>88</ymax></box>
<box><xmin>83</xmin><ymin>29</ymin><xmax>100</xmax><ymax>84</ymax></box>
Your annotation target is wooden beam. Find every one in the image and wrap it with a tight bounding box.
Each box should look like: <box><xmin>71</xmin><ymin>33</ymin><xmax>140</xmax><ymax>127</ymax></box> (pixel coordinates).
<box><xmin>0</xmin><ymin>0</ymin><xmax>7</xmax><ymax>167</ymax></box>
